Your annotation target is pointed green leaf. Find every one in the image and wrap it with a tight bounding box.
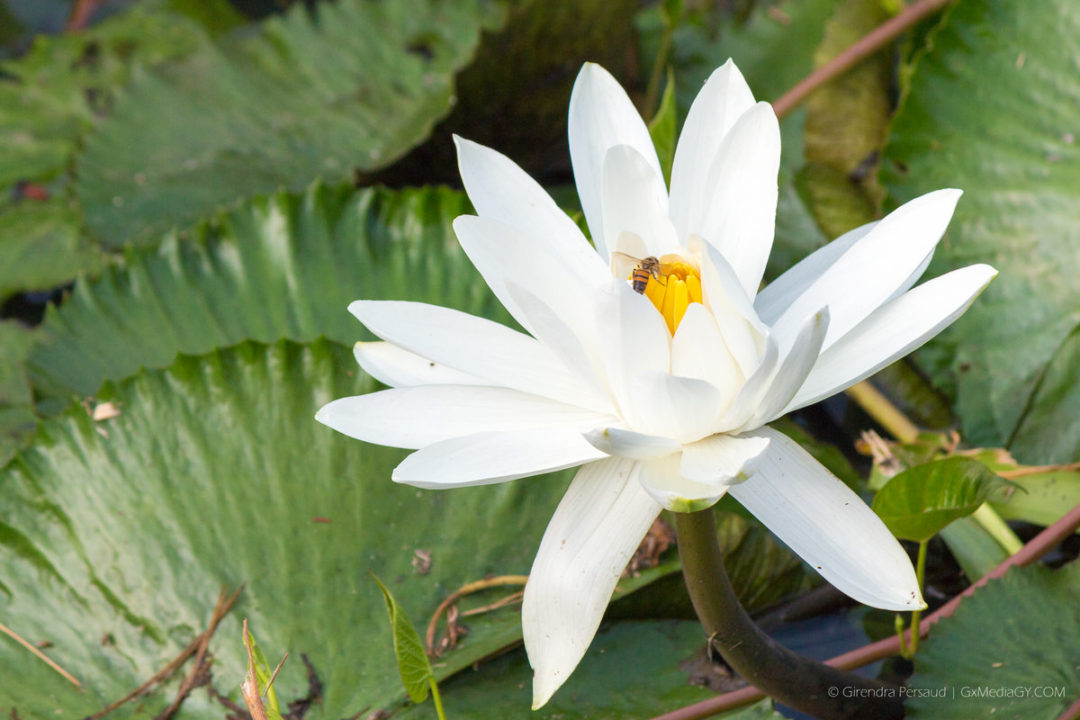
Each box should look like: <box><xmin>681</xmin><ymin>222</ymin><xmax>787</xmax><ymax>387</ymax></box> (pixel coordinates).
<box><xmin>872</xmin><ymin>457</ymin><xmax>1015</xmax><ymax>542</ymax></box>
<box><xmin>243</xmin><ymin>627</ymin><xmax>285</xmax><ymax>720</ymax></box>
<box><xmin>372</xmin><ymin>572</ymin><xmax>435</xmax><ymax>704</ymax></box>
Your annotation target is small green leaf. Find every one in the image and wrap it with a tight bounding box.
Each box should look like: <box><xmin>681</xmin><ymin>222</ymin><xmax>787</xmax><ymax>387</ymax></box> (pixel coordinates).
<box><xmin>872</xmin><ymin>457</ymin><xmax>1015</xmax><ymax>542</ymax></box>
<box><xmin>371</xmin><ymin>572</ymin><xmax>435</xmax><ymax>705</ymax></box>
<box><xmin>243</xmin><ymin>627</ymin><xmax>284</xmax><ymax>720</ymax></box>
<box><xmin>647</xmin><ymin>68</ymin><xmax>677</xmax><ymax>185</ymax></box>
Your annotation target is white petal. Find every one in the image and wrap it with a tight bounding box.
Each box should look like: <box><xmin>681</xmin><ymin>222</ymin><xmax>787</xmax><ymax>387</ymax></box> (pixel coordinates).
<box><xmin>506</xmin><ymin>282</ymin><xmax>611</xmax><ymax>411</ymax></box>
<box><xmin>670</xmin><ymin>60</ymin><xmax>756</xmax><ymax>242</ymax></box>
<box><xmin>691</xmin><ymin>235</ymin><xmax>767</xmax><ymax>378</ymax></box>
<box><xmin>316</xmin><ymin>386</ymin><xmax>616</xmax><ymax>449</ymax></box>
<box><xmin>349</xmin><ymin>300</ymin><xmax>597</xmax><ymax>408</ymax></box>
<box><xmin>679</xmin><ymin>432</ymin><xmax>771</xmax><ymax>486</ymax></box>
<box><xmin>584</xmin><ymin>427</ymin><xmax>681</xmax><ymax>460</ymax></box>
<box><xmin>754</xmin><ymin>221</ymin><xmax>877</xmax><ymax>325</ymax></box>
<box><xmin>635</xmin><ymin>453</ymin><xmax>729</xmax><ymax>512</ymax></box>
<box><xmin>693</xmin><ymin>102</ymin><xmax>781</xmax><ymax>298</ymax></box>
<box><xmin>728</xmin><ymin>427</ymin><xmax>925</xmax><ymax>611</ymax></box>
<box><xmin>452</xmin><ymin>215</ymin><xmax>608</xmax><ymax>388</ymax></box>
<box><xmin>595</xmin><ymin>280</ymin><xmax>671</xmax><ymax>428</ymax></box>
<box><xmin>569</xmin><ymin>63</ymin><xmax>662</xmax><ymax>259</ymax></box>
<box><xmin>770</xmin><ymin>189</ymin><xmax>962</xmax><ymax>349</ymax></box>
<box><xmin>745</xmin><ymin>307</ymin><xmax>829</xmax><ymax>429</ymax></box>
<box><xmin>392</xmin><ymin>429</ymin><xmax>606</xmax><ymax>489</ymax></box>
<box><xmin>633</xmin><ymin>371</ymin><xmax>723</xmax><ymax>444</ymax></box>
<box><xmin>454</xmin><ymin>136</ymin><xmax>608</xmax><ymax>288</ymax></box>
<box><xmin>671</xmin><ymin>303</ymin><xmax>742</xmax><ymax>412</ymax></box>
<box><xmin>786</xmin><ymin>264</ymin><xmax>998</xmax><ymax>413</ymax></box>
<box><xmin>601</xmin><ymin>144</ymin><xmax>680</xmax><ymax>257</ymax></box>
<box><xmin>524</xmin><ymin>458</ymin><xmax>662</xmax><ymax>707</ymax></box>
<box><xmin>353</xmin><ymin>341</ymin><xmax>486</xmax><ymax>387</ymax></box>
<box><xmin>716</xmin><ymin>332</ymin><xmax>778</xmax><ymax>432</ymax></box>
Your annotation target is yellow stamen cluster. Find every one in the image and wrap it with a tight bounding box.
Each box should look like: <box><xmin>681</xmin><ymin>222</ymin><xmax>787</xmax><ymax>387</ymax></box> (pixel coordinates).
<box><xmin>639</xmin><ymin>258</ymin><xmax>703</xmax><ymax>334</ymax></box>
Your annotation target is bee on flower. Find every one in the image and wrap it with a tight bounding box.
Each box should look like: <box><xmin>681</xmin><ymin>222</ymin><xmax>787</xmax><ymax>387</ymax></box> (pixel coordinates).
<box><xmin>317</xmin><ymin>60</ymin><xmax>996</xmax><ymax>707</ymax></box>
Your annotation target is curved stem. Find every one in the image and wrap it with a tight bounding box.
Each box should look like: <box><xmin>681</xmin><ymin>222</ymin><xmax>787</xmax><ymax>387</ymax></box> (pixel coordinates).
<box><xmin>675</xmin><ymin>509</ymin><xmax>904</xmax><ymax>720</ymax></box>
<box><xmin>654</xmin><ymin>502</ymin><xmax>1080</xmax><ymax>720</ymax></box>
<box><xmin>907</xmin><ymin>540</ymin><xmax>929</xmax><ymax>656</ymax></box>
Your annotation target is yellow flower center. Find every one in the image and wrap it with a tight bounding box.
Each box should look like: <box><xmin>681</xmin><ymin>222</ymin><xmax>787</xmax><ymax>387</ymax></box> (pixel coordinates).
<box><xmin>635</xmin><ymin>255</ymin><xmax>703</xmax><ymax>334</ymax></box>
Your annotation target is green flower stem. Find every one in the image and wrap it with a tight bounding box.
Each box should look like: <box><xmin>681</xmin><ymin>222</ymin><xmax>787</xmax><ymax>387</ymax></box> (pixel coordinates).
<box><xmin>971</xmin><ymin>502</ymin><xmax>1024</xmax><ymax>554</ymax></box>
<box><xmin>675</xmin><ymin>509</ymin><xmax>904</xmax><ymax>720</ymax></box>
<box><xmin>907</xmin><ymin>539</ymin><xmax>929</xmax><ymax>656</ymax></box>
<box><xmin>429</xmin><ymin>678</ymin><xmax>447</xmax><ymax>720</ymax></box>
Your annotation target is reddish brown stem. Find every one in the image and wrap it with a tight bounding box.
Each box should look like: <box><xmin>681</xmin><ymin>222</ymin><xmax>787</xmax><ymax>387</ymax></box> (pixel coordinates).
<box><xmin>771</xmin><ymin>0</ymin><xmax>952</xmax><ymax>119</ymax></box>
<box><xmin>65</xmin><ymin>0</ymin><xmax>105</xmax><ymax>31</ymax></box>
<box><xmin>652</xmin><ymin>503</ymin><xmax>1080</xmax><ymax>720</ymax></box>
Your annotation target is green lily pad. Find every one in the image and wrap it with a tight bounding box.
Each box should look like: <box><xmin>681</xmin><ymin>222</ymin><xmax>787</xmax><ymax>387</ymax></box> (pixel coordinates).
<box><xmin>0</xmin><ymin>320</ymin><xmax>37</xmax><ymax>468</ymax></box>
<box><xmin>396</xmin><ymin>621</ymin><xmax>785</xmax><ymax>719</ymax></box>
<box><xmin>0</xmin><ymin>339</ymin><xmax>578</xmax><ymax>717</ymax></box>
<box><xmin>872</xmin><ymin>457</ymin><xmax>1014</xmax><ymax>542</ymax></box>
<box><xmin>27</xmin><ymin>184</ymin><xmax>502</xmax><ymax>409</ymax></box>
<box><xmin>74</xmin><ymin>0</ymin><xmax>505</xmax><ymax>247</ymax></box>
<box><xmin>906</xmin><ymin>561</ymin><xmax>1080</xmax><ymax>719</ymax></box>
<box><xmin>880</xmin><ymin>0</ymin><xmax>1080</xmax><ymax>462</ymax></box>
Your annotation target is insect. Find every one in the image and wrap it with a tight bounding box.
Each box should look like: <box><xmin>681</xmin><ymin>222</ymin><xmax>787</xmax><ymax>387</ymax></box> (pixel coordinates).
<box><xmin>612</xmin><ymin>252</ymin><xmax>669</xmax><ymax>294</ymax></box>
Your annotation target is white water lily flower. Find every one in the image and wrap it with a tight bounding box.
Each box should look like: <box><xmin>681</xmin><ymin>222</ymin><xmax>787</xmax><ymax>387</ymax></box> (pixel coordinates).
<box><xmin>317</xmin><ymin>60</ymin><xmax>996</xmax><ymax>707</ymax></box>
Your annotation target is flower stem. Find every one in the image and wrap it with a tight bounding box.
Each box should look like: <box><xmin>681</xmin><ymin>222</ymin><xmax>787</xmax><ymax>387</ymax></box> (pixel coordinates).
<box><xmin>674</xmin><ymin>509</ymin><xmax>904</xmax><ymax>720</ymax></box>
<box><xmin>971</xmin><ymin>503</ymin><xmax>1024</xmax><ymax>555</ymax></box>
<box><xmin>429</xmin><ymin>678</ymin><xmax>447</xmax><ymax>720</ymax></box>
<box><xmin>653</xmin><ymin>502</ymin><xmax>1080</xmax><ymax>720</ymax></box>
<box><xmin>907</xmin><ymin>539</ymin><xmax>929</xmax><ymax>656</ymax></box>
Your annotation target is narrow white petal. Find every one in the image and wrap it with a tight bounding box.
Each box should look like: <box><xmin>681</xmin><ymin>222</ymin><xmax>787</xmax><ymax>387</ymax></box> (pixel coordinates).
<box><xmin>506</xmin><ymin>283</ymin><xmax>611</xmax><ymax>411</ymax></box>
<box><xmin>770</xmin><ymin>189</ymin><xmax>962</xmax><ymax>349</ymax></box>
<box><xmin>349</xmin><ymin>300</ymin><xmax>597</xmax><ymax>408</ymax></box>
<box><xmin>601</xmin><ymin>144</ymin><xmax>680</xmax><ymax>257</ymax></box>
<box><xmin>353</xmin><ymin>341</ymin><xmax>486</xmax><ymax>387</ymax></box>
<box><xmin>316</xmin><ymin>386</ymin><xmax>616</xmax><ymax>449</ymax></box>
<box><xmin>524</xmin><ymin>458</ymin><xmax>662</xmax><ymax>707</ymax></box>
<box><xmin>392</xmin><ymin>429</ymin><xmax>606</xmax><ymax>489</ymax></box>
<box><xmin>635</xmin><ymin>453</ymin><xmax>729</xmax><ymax>513</ymax></box>
<box><xmin>670</xmin><ymin>60</ymin><xmax>756</xmax><ymax>241</ymax></box>
<box><xmin>633</xmin><ymin>371</ymin><xmax>723</xmax><ymax>444</ymax></box>
<box><xmin>728</xmin><ymin>427</ymin><xmax>925</xmax><ymax>611</ymax></box>
<box><xmin>754</xmin><ymin>221</ymin><xmax>877</xmax><ymax>325</ymax></box>
<box><xmin>453</xmin><ymin>215</ymin><xmax>608</xmax><ymax>385</ymax></box>
<box><xmin>569</xmin><ymin>63</ymin><xmax>662</xmax><ymax>259</ymax></box>
<box><xmin>671</xmin><ymin>303</ymin><xmax>742</xmax><ymax>413</ymax></box>
<box><xmin>584</xmin><ymin>427</ymin><xmax>681</xmax><ymax>460</ymax></box>
<box><xmin>693</xmin><ymin>102</ymin><xmax>781</xmax><ymax>298</ymax></box>
<box><xmin>786</xmin><ymin>264</ymin><xmax>998</xmax><ymax>413</ymax></box>
<box><xmin>691</xmin><ymin>235</ymin><xmax>767</xmax><ymax>377</ymax></box>
<box><xmin>454</xmin><ymin>136</ymin><xmax>608</xmax><ymax>288</ymax></box>
<box><xmin>716</xmin><ymin>333</ymin><xmax>778</xmax><ymax>432</ymax></box>
<box><xmin>679</xmin><ymin>432</ymin><xmax>771</xmax><ymax>486</ymax></box>
<box><xmin>745</xmin><ymin>308</ymin><xmax>830</xmax><ymax>429</ymax></box>
<box><xmin>595</xmin><ymin>280</ymin><xmax>671</xmax><ymax>428</ymax></box>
